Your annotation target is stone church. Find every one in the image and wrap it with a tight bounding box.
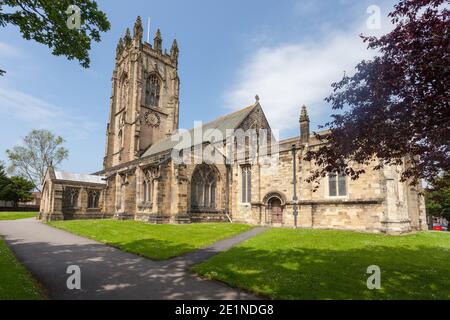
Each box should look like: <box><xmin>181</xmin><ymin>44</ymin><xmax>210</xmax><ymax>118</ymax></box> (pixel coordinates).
<box><xmin>39</xmin><ymin>17</ymin><xmax>428</xmax><ymax>234</ymax></box>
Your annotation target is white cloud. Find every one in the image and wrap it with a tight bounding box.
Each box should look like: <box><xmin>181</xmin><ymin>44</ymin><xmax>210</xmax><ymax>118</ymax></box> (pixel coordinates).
<box><xmin>224</xmin><ymin>22</ymin><xmax>390</xmax><ymax>136</ymax></box>
<box><xmin>0</xmin><ymin>87</ymin><xmax>99</xmax><ymax>140</ymax></box>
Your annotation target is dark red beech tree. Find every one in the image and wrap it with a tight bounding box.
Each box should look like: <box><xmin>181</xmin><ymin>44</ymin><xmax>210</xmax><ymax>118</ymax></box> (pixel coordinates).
<box><xmin>305</xmin><ymin>0</ymin><xmax>450</xmax><ymax>188</ymax></box>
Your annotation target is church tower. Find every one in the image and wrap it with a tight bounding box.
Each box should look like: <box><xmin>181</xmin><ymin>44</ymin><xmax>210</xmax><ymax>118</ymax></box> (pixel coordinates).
<box><xmin>104</xmin><ymin>16</ymin><xmax>180</xmax><ymax>169</ymax></box>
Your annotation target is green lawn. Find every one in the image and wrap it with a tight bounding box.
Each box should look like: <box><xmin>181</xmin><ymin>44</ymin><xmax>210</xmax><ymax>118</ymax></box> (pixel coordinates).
<box><xmin>192</xmin><ymin>228</ymin><xmax>450</xmax><ymax>300</ymax></box>
<box><xmin>0</xmin><ymin>212</ymin><xmax>37</xmax><ymax>221</ymax></box>
<box><xmin>0</xmin><ymin>238</ymin><xmax>44</xmax><ymax>300</ymax></box>
<box><xmin>48</xmin><ymin>220</ymin><xmax>253</xmax><ymax>260</ymax></box>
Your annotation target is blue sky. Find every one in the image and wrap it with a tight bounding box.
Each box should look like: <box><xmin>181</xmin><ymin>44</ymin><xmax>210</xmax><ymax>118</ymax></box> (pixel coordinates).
<box><xmin>0</xmin><ymin>0</ymin><xmax>396</xmax><ymax>174</ymax></box>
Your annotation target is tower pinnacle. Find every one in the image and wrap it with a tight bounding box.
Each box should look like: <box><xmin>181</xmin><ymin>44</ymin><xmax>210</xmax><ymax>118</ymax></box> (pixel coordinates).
<box><xmin>133</xmin><ymin>16</ymin><xmax>143</xmax><ymax>42</ymax></box>
<box><xmin>124</xmin><ymin>28</ymin><xmax>132</xmax><ymax>47</ymax></box>
<box><xmin>116</xmin><ymin>37</ymin><xmax>124</xmax><ymax>58</ymax></box>
<box><xmin>170</xmin><ymin>38</ymin><xmax>179</xmax><ymax>62</ymax></box>
<box><xmin>300</xmin><ymin>105</ymin><xmax>310</xmax><ymax>144</ymax></box>
<box><xmin>154</xmin><ymin>29</ymin><xmax>162</xmax><ymax>52</ymax></box>
<box><xmin>300</xmin><ymin>105</ymin><xmax>309</xmax><ymax>122</ymax></box>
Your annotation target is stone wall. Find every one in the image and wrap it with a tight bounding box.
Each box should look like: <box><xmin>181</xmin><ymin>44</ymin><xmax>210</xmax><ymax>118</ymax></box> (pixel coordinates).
<box><xmin>228</xmin><ymin>137</ymin><xmax>427</xmax><ymax>234</ymax></box>
<box><xmin>40</xmin><ymin>180</ymin><xmax>109</xmax><ymax>221</ymax></box>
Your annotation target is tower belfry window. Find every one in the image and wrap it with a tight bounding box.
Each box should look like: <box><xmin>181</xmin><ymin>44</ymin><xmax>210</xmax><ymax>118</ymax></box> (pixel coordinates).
<box><xmin>145</xmin><ymin>75</ymin><xmax>161</xmax><ymax>107</ymax></box>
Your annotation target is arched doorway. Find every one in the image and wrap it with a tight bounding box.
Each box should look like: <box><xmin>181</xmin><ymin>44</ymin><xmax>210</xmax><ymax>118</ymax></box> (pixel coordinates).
<box><xmin>269</xmin><ymin>197</ymin><xmax>283</xmax><ymax>224</ymax></box>
<box><xmin>190</xmin><ymin>164</ymin><xmax>218</xmax><ymax>212</ymax></box>
<box><xmin>263</xmin><ymin>192</ymin><xmax>286</xmax><ymax>225</ymax></box>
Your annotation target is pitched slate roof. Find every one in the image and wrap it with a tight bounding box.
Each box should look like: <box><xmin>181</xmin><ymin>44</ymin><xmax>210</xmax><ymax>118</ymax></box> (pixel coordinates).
<box><xmin>54</xmin><ymin>170</ymin><xmax>106</xmax><ymax>185</ymax></box>
<box><xmin>141</xmin><ymin>103</ymin><xmax>258</xmax><ymax>158</ymax></box>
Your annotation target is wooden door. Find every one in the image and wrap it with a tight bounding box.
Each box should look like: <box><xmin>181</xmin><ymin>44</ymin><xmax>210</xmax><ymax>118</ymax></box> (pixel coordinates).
<box><xmin>270</xmin><ymin>198</ymin><xmax>283</xmax><ymax>224</ymax></box>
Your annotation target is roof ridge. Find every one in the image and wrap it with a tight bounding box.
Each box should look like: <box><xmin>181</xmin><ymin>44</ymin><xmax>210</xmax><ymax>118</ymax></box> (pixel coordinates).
<box><xmin>170</xmin><ymin>102</ymin><xmax>257</xmax><ymax>135</ymax></box>
<box><xmin>205</xmin><ymin>103</ymin><xmax>257</xmax><ymax>124</ymax></box>
<box><xmin>54</xmin><ymin>169</ymin><xmax>105</xmax><ymax>177</ymax></box>
<box><xmin>141</xmin><ymin>102</ymin><xmax>260</xmax><ymax>158</ymax></box>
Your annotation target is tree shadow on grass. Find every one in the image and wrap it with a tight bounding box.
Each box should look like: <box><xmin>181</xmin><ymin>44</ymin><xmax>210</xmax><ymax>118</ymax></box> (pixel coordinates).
<box><xmin>192</xmin><ymin>244</ymin><xmax>450</xmax><ymax>300</ymax></box>
<box><xmin>4</xmin><ymin>237</ymin><xmax>257</xmax><ymax>300</ymax></box>
<box><xmin>94</xmin><ymin>238</ymin><xmax>198</xmax><ymax>261</ymax></box>
<box><xmin>47</xmin><ymin>221</ymin><xmax>257</xmax><ymax>261</ymax></box>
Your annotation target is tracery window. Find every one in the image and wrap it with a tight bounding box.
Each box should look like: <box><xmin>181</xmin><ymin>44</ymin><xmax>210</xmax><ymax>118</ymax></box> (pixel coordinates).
<box><xmin>145</xmin><ymin>74</ymin><xmax>161</xmax><ymax>107</ymax></box>
<box><xmin>191</xmin><ymin>164</ymin><xmax>217</xmax><ymax>210</ymax></box>
<box><xmin>63</xmin><ymin>187</ymin><xmax>79</xmax><ymax>208</ymax></box>
<box><xmin>87</xmin><ymin>190</ymin><xmax>100</xmax><ymax>209</ymax></box>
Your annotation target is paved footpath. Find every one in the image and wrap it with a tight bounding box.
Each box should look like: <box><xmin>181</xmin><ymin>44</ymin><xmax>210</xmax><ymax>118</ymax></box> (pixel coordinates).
<box><xmin>0</xmin><ymin>218</ymin><xmax>267</xmax><ymax>300</ymax></box>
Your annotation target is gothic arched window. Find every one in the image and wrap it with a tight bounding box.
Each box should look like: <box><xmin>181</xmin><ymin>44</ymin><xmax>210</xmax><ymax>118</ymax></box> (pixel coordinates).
<box><xmin>143</xmin><ymin>179</ymin><xmax>153</xmax><ymax>204</ymax></box>
<box><xmin>88</xmin><ymin>190</ymin><xmax>100</xmax><ymax>209</ymax></box>
<box><xmin>63</xmin><ymin>187</ymin><xmax>79</xmax><ymax>208</ymax></box>
<box><xmin>191</xmin><ymin>164</ymin><xmax>218</xmax><ymax>211</ymax></box>
<box><xmin>241</xmin><ymin>165</ymin><xmax>252</xmax><ymax>203</ymax></box>
<box><xmin>145</xmin><ymin>74</ymin><xmax>161</xmax><ymax>107</ymax></box>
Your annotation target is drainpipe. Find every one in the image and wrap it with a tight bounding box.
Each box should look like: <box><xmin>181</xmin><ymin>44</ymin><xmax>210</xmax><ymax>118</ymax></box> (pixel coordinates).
<box><xmin>225</xmin><ymin>164</ymin><xmax>230</xmax><ymax>220</ymax></box>
<box><xmin>292</xmin><ymin>144</ymin><xmax>298</xmax><ymax>229</ymax></box>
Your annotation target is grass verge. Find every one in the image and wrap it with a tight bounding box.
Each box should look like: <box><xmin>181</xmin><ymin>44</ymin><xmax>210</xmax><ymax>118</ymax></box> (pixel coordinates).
<box><xmin>0</xmin><ymin>212</ymin><xmax>37</xmax><ymax>221</ymax></box>
<box><xmin>48</xmin><ymin>219</ymin><xmax>253</xmax><ymax>260</ymax></box>
<box><xmin>0</xmin><ymin>238</ymin><xmax>45</xmax><ymax>300</ymax></box>
<box><xmin>192</xmin><ymin>228</ymin><xmax>450</xmax><ymax>300</ymax></box>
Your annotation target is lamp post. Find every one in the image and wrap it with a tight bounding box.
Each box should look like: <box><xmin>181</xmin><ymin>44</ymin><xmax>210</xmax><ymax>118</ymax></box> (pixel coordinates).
<box><xmin>292</xmin><ymin>144</ymin><xmax>298</xmax><ymax>229</ymax></box>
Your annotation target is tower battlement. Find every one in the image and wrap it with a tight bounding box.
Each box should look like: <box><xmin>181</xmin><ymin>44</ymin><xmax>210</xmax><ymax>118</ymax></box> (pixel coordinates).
<box><xmin>104</xmin><ymin>16</ymin><xmax>180</xmax><ymax>169</ymax></box>
<box><xmin>115</xmin><ymin>17</ymin><xmax>179</xmax><ymax>68</ymax></box>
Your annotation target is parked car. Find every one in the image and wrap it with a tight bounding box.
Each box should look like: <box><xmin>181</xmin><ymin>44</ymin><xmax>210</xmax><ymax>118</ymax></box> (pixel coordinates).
<box><xmin>433</xmin><ymin>224</ymin><xmax>448</xmax><ymax>231</ymax></box>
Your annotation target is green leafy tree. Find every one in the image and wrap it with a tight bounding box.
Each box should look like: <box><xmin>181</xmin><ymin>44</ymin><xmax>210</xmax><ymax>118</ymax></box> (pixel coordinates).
<box><xmin>0</xmin><ymin>0</ymin><xmax>110</xmax><ymax>75</ymax></box>
<box><xmin>0</xmin><ymin>162</ymin><xmax>11</xmax><ymax>200</ymax></box>
<box><xmin>7</xmin><ymin>129</ymin><xmax>68</xmax><ymax>191</ymax></box>
<box><xmin>426</xmin><ymin>172</ymin><xmax>450</xmax><ymax>221</ymax></box>
<box><xmin>0</xmin><ymin>176</ymin><xmax>34</xmax><ymax>207</ymax></box>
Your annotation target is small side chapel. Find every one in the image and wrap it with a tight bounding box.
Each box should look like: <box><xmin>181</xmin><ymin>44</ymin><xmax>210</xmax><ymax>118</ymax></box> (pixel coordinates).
<box><xmin>40</xmin><ymin>17</ymin><xmax>428</xmax><ymax>234</ymax></box>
